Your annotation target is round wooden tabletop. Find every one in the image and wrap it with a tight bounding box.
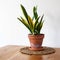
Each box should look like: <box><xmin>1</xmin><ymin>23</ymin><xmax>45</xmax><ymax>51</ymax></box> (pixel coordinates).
<box><xmin>0</xmin><ymin>45</ymin><xmax>60</xmax><ymax>60</ymax></box>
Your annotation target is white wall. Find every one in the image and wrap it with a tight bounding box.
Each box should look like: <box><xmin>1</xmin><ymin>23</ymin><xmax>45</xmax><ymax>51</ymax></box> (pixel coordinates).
<box><xmin>0</xmin><ymin>0</ymin><xmax>60</xmax><ymax>47</ymax></box>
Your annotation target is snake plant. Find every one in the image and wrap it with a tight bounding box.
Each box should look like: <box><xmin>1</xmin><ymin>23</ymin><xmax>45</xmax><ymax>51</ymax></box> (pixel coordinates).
<box><xmin>17</xmin><ymin>4</ymin><xmax>44</xmax><ymax>35</ymax></box>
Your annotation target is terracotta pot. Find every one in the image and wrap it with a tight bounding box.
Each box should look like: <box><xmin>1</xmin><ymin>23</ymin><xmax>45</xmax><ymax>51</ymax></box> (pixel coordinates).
<box><xmin>28</xmin><ymin>34</ymin><xmax>44</xmax><ymax>51</ymax></box>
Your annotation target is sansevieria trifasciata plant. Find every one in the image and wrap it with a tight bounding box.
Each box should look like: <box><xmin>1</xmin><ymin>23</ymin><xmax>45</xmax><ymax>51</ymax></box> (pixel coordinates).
<box><xmin>17</xmin><ymin>4</ymin><xmax>44</xmax><ymax>35</ymax></box>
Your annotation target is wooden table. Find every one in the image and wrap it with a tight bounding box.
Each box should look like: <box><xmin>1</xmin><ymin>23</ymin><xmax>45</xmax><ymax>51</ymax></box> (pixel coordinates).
<box><xmin>0</xmin><ymin>45</ymin><xmax>60</xmax><ymax>60</ymax></box>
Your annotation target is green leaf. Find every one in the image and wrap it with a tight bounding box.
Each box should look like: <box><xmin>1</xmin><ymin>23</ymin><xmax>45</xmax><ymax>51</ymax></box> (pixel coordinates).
<box><xmin>20</xmin><ymin>4</ymin><xmax>28</xmax><ymax>20</ymax></box>
<box><xmin>17</xmin><ymin>17</ymin><xmax>33</xmax><ymax>34</ymax></box>
<box><xmin>39</xmin><ymin>21</ymin><xmax>44</xmax><ymax>33</ymax></box>
<box><xmin>33</xmin><ymin>6</ymin><xmax>38</xmax><ymax>20</ymax></box>
<box><xmin>34</xmin><ymin>16</ymin><xmax>40</xmax><ymax>27</ymax></box>
<box><xmin>40</xmin><ymin>14</ymin><xmax>44</xmax><ymax>23</ymax></box>
<box><xmin>33</xmin><ymin>16</ymin><xmax>40</xmax><ymax>33</ymax></box>
<box><xmin>28</xmin><ymin>16</ymin><xmax>34</xmax><ymax>32</ymax></box>
<box><xmin>36</xmin><ymin>14</ymin><xmax>44</xmax><ymax>34</ymax></box>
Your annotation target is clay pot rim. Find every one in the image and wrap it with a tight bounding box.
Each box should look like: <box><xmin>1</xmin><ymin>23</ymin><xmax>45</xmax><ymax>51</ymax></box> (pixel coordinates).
<box><xmin>28</xmin><ymin>34</ymin><xmax>44</xmax><ymax>36</ymax></box>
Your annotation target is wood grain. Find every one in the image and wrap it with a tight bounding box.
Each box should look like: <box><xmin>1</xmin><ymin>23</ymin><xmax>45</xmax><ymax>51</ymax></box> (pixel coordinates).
<box><xmin>0</xmin><ymin>45</ymin><xmax>60</xmax><ymax>60</ymax></box>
